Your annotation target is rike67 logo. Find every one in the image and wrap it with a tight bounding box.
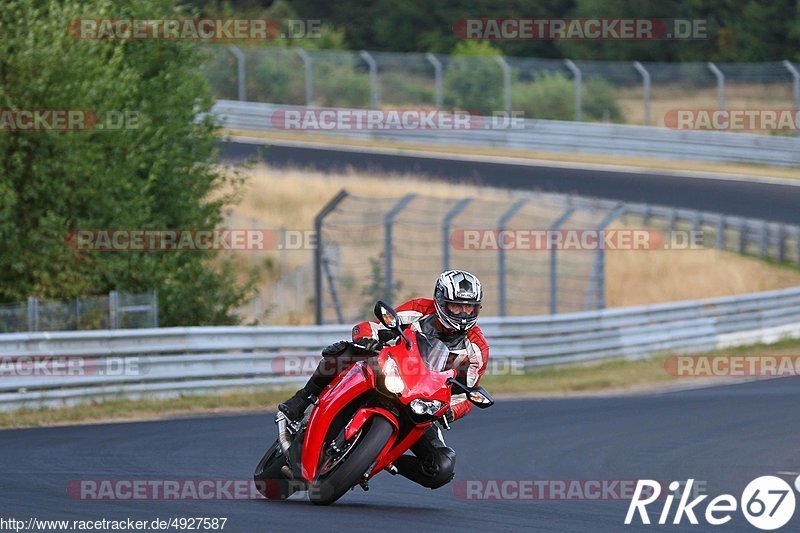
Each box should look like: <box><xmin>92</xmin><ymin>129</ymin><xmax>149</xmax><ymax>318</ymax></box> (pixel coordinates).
<box><xmin>625</xmin><ymin>477</ymin><xmax>796</xmax><ymax>530</ymax></box>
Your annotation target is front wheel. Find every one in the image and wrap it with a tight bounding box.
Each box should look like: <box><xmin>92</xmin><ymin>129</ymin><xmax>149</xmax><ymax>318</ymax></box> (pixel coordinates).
<box><xmin>308</xmin><ymin>416</ymin><xmax>394</xmax><ymax>505</ymax></box>
<box><xmin>253</xmin><ymin>440</ymin><xmax>297</xmax><ymax>500</ymax></box>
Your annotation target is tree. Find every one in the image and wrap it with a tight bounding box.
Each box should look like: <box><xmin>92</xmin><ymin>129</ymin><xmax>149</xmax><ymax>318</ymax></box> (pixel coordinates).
<box><xmin>0</xmin><ymin>0</ymin><xmax>257</xmax><ymax>325</ymax></box>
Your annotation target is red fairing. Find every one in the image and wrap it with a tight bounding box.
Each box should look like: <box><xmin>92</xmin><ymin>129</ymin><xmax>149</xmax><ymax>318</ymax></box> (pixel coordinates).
<box><xmin>301</xmin><ymin>362</ymin><xmax>376</xmax><ymax>481</ymax></box>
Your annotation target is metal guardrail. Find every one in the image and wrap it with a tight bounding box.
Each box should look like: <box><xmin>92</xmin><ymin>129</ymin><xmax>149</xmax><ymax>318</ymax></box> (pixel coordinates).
<box><xmin>3</xmin><ymin>286</ymin><xmax>800</xmax><ymax>411</ymax></box>
<box><xmin>212</xmin><ymin>100</ymin><xmax>800</xmax><ymax>167</ymax></box>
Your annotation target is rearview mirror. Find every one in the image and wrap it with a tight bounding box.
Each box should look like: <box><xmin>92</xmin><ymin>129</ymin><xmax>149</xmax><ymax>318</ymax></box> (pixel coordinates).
<box><xmin>467</xmin><ymin>387</ymin><xmax>494</xmax><ymax>408</ymax></box>
<box><xmin>374</xmin><ymin>301</ymin><xmax>399</xmax><ymax>329</ymax></box>
<box><xmin>446</xmin><ymin>379</ymin><xmax>495</xmax><ymax>409</ymax></box>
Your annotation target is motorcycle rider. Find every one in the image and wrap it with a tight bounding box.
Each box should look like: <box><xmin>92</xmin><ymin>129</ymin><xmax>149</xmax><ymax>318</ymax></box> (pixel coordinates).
<box><xmin>278</xmin><ymin>270</ymin><xmax>489</xmax><ymax>490</ymax></box>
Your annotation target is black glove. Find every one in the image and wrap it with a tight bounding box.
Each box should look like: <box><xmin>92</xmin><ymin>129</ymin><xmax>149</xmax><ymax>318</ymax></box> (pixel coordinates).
<box><xmin>321</xmin><ymin>340</ymin><xmax>350</xmax><ymax>356</ymax></box>
<box><xmin>352</xmin><ymin>337</ymin><xmax>381</xmax><ymax>353</ymax></box>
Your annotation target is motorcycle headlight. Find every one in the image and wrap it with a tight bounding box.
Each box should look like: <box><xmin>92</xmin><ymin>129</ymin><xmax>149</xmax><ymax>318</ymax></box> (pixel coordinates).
<box><xmin>382</xmin><ymin>357</ymin><xmax>405</xmax><ymax>394</ymax></box>
<box><xmin>409</xmin><ymin>398</ymin><xmax>444</xmax><ymax>416</ymax></box>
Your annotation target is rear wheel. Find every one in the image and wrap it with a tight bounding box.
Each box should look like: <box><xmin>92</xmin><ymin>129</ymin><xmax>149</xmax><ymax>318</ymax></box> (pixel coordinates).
<box><xmin>253</xmin><ymin>440</ymin><xmax>298</xmax><ymax>500</ymax></box>
<box><xmin>308</xmin><ymin>416</ymin><xmax>394</xmax><ymax>505</ymax></box>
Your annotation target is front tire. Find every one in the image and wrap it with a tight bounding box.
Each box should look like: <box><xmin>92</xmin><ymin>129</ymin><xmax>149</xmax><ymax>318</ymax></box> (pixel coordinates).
<box><xmin>308</xmin><ymin>416</ymin><xmax>394</xmax><ymax>505</ymax></box>
<box><xmin>254</xmin><ymin>440</ymin><xmax>297</xmax><ymax>500</ymax></box>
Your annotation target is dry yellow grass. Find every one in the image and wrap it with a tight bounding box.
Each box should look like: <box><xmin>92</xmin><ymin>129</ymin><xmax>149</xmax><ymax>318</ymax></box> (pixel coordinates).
<box><xmin>617</xmin><ymin>83</ymin><xmax>795</xmax><ymax>128</ymax></box>
<box><xmin>607</xmin><ymin>248</ymin><xmax>800</xmax><ymax>307</ymax></box>
<box><xmin>222</xmin><ymin>165</ymin><xmax>800</xmax><ymax>324</ymax></box>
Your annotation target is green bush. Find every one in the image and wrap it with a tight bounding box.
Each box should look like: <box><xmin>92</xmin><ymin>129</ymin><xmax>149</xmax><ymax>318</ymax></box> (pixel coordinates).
<box><xmin>512</xmin><ymin>72</ymin><xmax>624</xmax><ymax>122</ymax></box>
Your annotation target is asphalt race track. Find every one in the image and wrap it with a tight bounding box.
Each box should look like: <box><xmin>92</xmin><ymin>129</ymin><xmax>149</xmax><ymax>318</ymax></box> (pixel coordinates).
<box><xmin>2</xmin><ymin>377</ymin><xmax>799</xmax><ymax>532</ymax></box>
<box><xmin>221</xmin><ymin>140</ymin><xmax>800</xmax><ymax>225</ymax></box>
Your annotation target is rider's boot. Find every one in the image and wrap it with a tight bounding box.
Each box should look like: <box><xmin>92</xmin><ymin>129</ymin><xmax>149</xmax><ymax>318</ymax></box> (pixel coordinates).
<box><xmin>278</xmin><ymin>379</ymin><xmax>324</xmax><ymax>422</ymax></box>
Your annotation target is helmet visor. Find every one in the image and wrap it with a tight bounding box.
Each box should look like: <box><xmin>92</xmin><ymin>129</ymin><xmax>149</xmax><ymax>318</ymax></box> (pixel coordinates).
<box><xmin>445</xmin><ymin>301</ymin><xmax>479</xmax><ymax>318</ymax></box>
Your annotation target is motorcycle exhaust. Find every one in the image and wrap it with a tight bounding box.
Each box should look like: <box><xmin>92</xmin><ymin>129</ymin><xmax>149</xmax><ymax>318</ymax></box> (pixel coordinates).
<box><xmin>275</xmin><ymin>412</ymin><xmax>293</xmax><ymax>456</ymax></box>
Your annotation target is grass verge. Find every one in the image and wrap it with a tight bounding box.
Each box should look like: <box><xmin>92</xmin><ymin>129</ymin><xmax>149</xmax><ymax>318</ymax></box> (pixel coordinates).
<box><xmin>3</xmin><ymin>338</ymin><xmax>798</xmax><ymax>430</ymax></box>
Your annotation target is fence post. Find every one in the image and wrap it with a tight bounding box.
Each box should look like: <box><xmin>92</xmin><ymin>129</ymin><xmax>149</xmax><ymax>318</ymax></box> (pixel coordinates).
<box><xmin>716</xmin><ymin>216</ymin><xmax>726</xmax><ymax>249</ymax></box>
<box><xmin>109</xmin><ymin>290</ymin><xmax>119</xmax><ymax>329</ymax></box>
<box><xmin>668</xmin><ymin>208</ymin><xmax>677</xmax><ymax>233</ymax></box>
<box><xmin>426</xmin><ymin>53</ymin><xmax>443</xmax><ymax>110</ymax></box>
<box><xmin>759</xmin><ymin>221</ymin><xmax>768</xmax><ymax>258</ymax></box>
<box><xmin>227</xmin><ymin>45</ymin><xmax>246</xmax><ymax>101</ymax></box>
<box><xmin>360</xmin><ymin>50</ymin><xmax>379</xmax><ymax>108</ymax></box>
<box><xmin>442</xmin><ymin>198</ymin><xmax>473</xmax><ymax>272</ymax></box>
<box><xmin>633</xmin><ymin>61</ymin><xmax>651</xmax><ymax>126</ymax></box>
<box><xmin>739</xmin><ymin>222</ymin><xmax>748</xmax><ymax>255</ymax></box>
<box><xmin>707</xmin><ymin>62</ymin><xmax>725</xmax><ymax>111</ymax></box>
<box><xmin>151</xmin><ymin>290</ymin><xmax>158</xmax><ymax>327</ymax></box>
<box><xmin>549</xmin><ymin>205</ymin><xmax>577</xmax><ymax>315</ymax></box>
<box><xmin>497</xmin><ymin>199</ymin><xmax>528</xmax><ymax>316</ymax></box>
<box><xmin>26</xmin><ymin>296</ymin><xmax>38</xmax><ymax>332</ymax></box>
<box><xmin>777</xmin><ymin>224</ymin><xmax>786</xmax><ymax>263</ymax></box>
<box><xmin>564</xmin><ymin>59</ymin><xmax>582</xmax><ymax>121</ymax></box>
<box><xmin>584</xmin><ymin>205</ymin><xmax>625</xmax><ymax>311</ymax></box>
<box><xmin>784</xmin><ymin>60</ymin><xmax>799</xmax><ymax>137</ymax></box>
<box><xmin>384</xmin><ymin>194</ymin><xmax>417</xmax><ymax>305</ymax></box>
<box><xmin>296</xmin><ymin>49</ymin><xmax>313</xmax><ymax>105</ymax></box>
<box><xmin>495</xmin><ymin>56</ymin><xmax>512</xmax><ymax>115</ymax></box>
<box><xmin>314</xmin><ymin>189</ymin><xmax>349</xmax><ymax>325</ymax></box>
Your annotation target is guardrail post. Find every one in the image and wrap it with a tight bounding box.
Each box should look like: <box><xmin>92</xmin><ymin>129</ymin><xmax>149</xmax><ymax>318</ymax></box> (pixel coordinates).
<box><xmin>739</xmin><ymin>222</ymin><xmax>748</xmax><ymax>255</ymax></box>
<box><xmin>668</xmin><ymin>208</ymin><xmax>677</xmax><ymax>233</ymax></box>
<box><xmin>495</xmin><ymin>56</ymin><xmax>512</xmax><ymax>115</ymax></box>
<box><xmin>385</xmin><ymin>194</ymin><xmax>417</xmax><ymax>305</ymax></box>
<box><xmin>26</xmin><ymin>296</ymin><xmax>38</xmax><ymax>331</ymax></box>
<box><xmin>296</xmin><ymin>49</ymin><xmax>313</xmax><ymax>105</ymax></box>
<box><xmin>109</xmin><ymin>290</ymin><xmax>119</xmax><ymax>329</ymax></box>
<box><xmin>584</xmin><ymin>205</ymin><xmax>625</xmax><ymax>311</ymax></box>
<box><xmin>796</xmin><ymin>228</ymin><xmax>800</xmax><ymax>265</ymax></box>
<box><xmin>777</xmin><ymin>224</ymin><xmax>786</xmax><ymax>263</ymax></box>
<box><xmin>426</xmin><ymin>53</ymin><xmax>443</xmax><ymax>110</ymax></box>
<box><xmin>759</xmin><ymin>221</ymin><xmax>768</xmax><ymax>258</ymax></box>
<box><xmin>227</xmin><ymin>45</ymin><xmax>246</xmax><ymax>101</ymax></box>
<box><xmin>564</xmin><ymin>59</ymin><xmax>582</xmax><ymax>121</ymax></box>
<box><xmin>707</xmin><ymin>62</ymin><xmax>725</xmax><ymax>111</ymax></box>
<box><xmin>498</xmin><ymin>199</ymin><xmax>529</xmax><ymax>316</ymax></box>
<box><xmin>360</xmin><ymin>50</ymin><xmax>379</xmax><ymax>108</ymax></box>
<box><xmin>784</xmin><ymin>60</ymin><xmax>799</xmax><ymax>137</ymax></box>
<box><xmin>715</xmin><ymin>216</ymin><xmax>726</xmax><ymax>249</ymax></box>
<box><xmin>549</xmin><ymin>205</ymin><xmax>577</xmax><ymax>314</ymax></box>
<box><xmin>314</xmin><ymin>190</ymin><xmax>349</xmax><ymax>324</ymax></box>
<box><xmin>692</xmin><ymin>211</ymin><xmax>701</xmax><ymax>234</ymax></box>
<box><xmin>442</xmin><ymin>197</ymin><xmax>473</xmax><ymax>271</ymax></box>
<box><xmin>633</xmin><ymin>61</ymin><xmax>651</xmax><ymax>126</ymax></box>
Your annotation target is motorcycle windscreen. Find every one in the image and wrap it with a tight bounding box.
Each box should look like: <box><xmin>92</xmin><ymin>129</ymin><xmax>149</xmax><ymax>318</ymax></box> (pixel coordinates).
<box><xmin>416</xmin><ymin>333</ymin><xmax>450</xmax><ymax>372</ymax></box>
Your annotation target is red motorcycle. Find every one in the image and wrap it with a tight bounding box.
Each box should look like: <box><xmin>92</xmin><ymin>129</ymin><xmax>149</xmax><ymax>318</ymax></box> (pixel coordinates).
<box><xmin>254</xmin><ymin>301</ymin><xmax>494</xmax><ymax>505</ymax></box>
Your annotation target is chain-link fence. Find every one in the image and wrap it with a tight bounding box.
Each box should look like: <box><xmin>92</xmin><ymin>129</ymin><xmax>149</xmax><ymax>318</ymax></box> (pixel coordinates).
<box><xmin>0</xmin><ymin>291</ymin><xmax>158</xmax><ymax>333</ymax></box>
<box><xmin>205</xmin><ymin>46</ymin><xmax>800</xmax><ymax>130</ymax></box>
<box><xmin>313</xmin><ymin>191</ymin><xmax>624</xmax><ymax>325</ymax></box>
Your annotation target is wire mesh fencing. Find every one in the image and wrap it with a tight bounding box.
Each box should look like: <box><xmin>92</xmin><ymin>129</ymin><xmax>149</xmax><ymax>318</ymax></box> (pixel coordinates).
<box><xmin>314</xmin><ymin>191</ymin><xmax>625</xmax><ymax>325</ymax></box>
<box><xmin>206</xmin><ymin>46</ymin><xmax>800</xmax><ymax>131</ymax></box>
<box><xmin>0</xmin><ymin>291</ymin><xmax>158</xmax><ymax>333</ymax></box>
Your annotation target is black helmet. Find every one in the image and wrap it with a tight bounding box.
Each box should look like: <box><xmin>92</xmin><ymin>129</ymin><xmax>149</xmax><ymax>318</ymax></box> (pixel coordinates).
<box><xmin>433</xmin><ymin>270</ymin><xmax>483</xmax><ymax>332</ymax></box>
